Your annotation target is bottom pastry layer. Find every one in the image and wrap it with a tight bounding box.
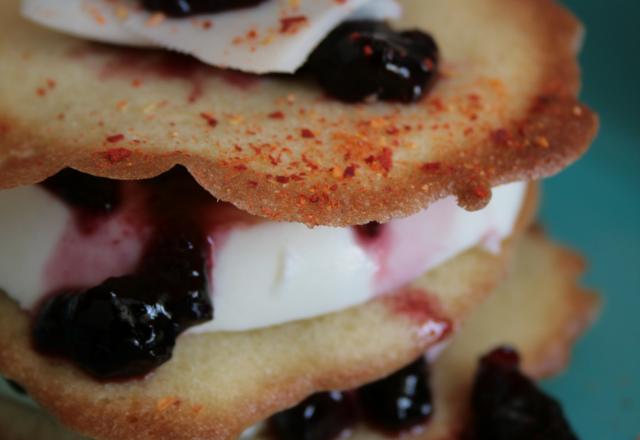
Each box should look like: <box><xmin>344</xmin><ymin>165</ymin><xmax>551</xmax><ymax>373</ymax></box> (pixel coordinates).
<box><xmin>0</xmin><ymin>229</ymin><xmax>599</xmax><ymax>440</ymax></box>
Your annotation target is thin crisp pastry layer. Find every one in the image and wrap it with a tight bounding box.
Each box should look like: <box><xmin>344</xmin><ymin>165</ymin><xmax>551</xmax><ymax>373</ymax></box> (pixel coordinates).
<box><xmin>0</xmin><ymin>185</ymin><xmax>537</xmax><ymax>440</ymax></box>
<box><xmin>0</xmin><ymin>0</ymin><xmax>596</xmax><ymax>226</ymax></box>
<box><xmin>0</xmin><ymin>230</ymin><xmax>599</xmax><ymax>440</ymax></box>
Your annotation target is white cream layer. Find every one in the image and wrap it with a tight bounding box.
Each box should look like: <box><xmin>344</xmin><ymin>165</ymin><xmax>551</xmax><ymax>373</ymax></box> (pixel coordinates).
<box><xmin>0</xmin><ymin>182</ymin><xmax>525</xmax><ymax>333</ymax></box>
<box><xmin>21</xmin><ymin>0</ymin><xmax>402</xmax><ymax>73</ymax></box>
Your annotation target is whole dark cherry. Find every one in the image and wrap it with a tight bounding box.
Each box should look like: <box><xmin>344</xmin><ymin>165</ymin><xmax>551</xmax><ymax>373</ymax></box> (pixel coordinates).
<box><xmin>141</xmin><ymin>0</ymin><xmax>269</xmax><ymax>17</ymax></box>
<box><xmin>33</xmin><ymin>168</ymin><xmax>213</xmax><ymax>380</ymax></box>
<box><xmin>358</xmin><ymin>357</ymin><xmax>434</xmax><ymax>433</ymax></box>
<box><xmin>270</xmin><ymin>391</ymin><xmax>356</xmax><ymax>440</ymax></box>
<box><xmin>469</xmin><ymin>347</ymin><xmax>578</xmax><ymax>440</ymax></box>
<box><xmin>306</xmin><ymin>21</ymin><xmax>439</xmax><ymax>103</ymax></box>
<box><xmin>59</xmin><ymin>276</ymin><xmax>179</xmax><ymax>380</ymax></box>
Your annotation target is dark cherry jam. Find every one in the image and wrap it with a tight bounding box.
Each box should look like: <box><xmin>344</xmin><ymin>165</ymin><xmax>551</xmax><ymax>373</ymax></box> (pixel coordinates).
<box><xmin>41</xmin><ymin>168</ymin><xmax>121</xmax><ymax>215</ymax></box>
<box><xmin>34</xmin><ymin>168</ymin><xmax>213</xmax><ymax>380</ymax></box>
<box><xmin>141</xmin><ymin>0</ymin><xmax>269</xmax><ymax>17</ymax></box>
<box><xmin>269</xmin><ymin>357</ymin><xmax>433</xmax><ymax>440</ymax></box>
<box><xmin>305</xmin><ymin>21</ymin><xmax>439</xmax><ymax>103</ymax></box>
<box><xmin>359</xmin><ymin>357</ymin><xmax>433</xmax><ymax>432</ymax></box>
<box><xmin>269</xmin><ymin>348</ymin><xmax>578</xmax><ymax>440</ymax></box>
<box><xmin>270</xmin><ymin>391</ymin><xmax>356</xmax><ymax>440</ymax></box>
<box><xmin>468</xmin><ymin>347</ymin><xmax>579</xmax><ymax>440</ymax></box>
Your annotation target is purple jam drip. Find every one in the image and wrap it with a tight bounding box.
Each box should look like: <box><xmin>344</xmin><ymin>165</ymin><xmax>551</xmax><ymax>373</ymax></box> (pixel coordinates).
<box><xmin>468</xmin><ymin>347</ymin><xmax>579</xmax><ymax>440</ymax></box>
<box><xmin>355</xmin><ymin>222</ymin><xmax>385</xmax><ymax>240</ymax></box>
<box><xmin>42</xmin><ymin>168</ymin><xmax>121</xmax><ymax>215</ymax></box>
<box><xmin>141</xmin><ymin>0</ymin><xmax>269</xmax><ymax>17</ymax></box>
<box><xmin>33</xmin><ymin>168</ymin><xmax>213</xmax><ymax>380</ymax></box>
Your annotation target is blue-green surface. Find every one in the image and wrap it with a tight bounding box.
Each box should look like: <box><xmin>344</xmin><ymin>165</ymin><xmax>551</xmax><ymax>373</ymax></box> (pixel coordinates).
<box><xmin>541</xmin><ymin>1</ymin><xmax>640</xmax><ymax>438</ymax></box>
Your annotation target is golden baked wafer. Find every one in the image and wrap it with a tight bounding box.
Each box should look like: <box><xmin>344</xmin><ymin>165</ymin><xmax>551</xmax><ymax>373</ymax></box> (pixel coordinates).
<box><xmin>0</xmin><ymin>185</ymin><xmax>537</xmax><ymax>440</ymax></box>
<box><xmin>0</xmin><ymin>0</ymin><xmax>596</xmax><ymax>226</ymax></box>
<box><xmin>0</xmin><ymin>230</ymin><xmax>599</xmax><ymax>440</ymax></box>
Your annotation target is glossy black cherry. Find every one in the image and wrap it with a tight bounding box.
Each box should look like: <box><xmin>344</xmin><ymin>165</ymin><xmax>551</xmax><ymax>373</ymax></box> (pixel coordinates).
<box><xmin>306</xmin><ymin>21</ymin><xmax>439</xmax><ymax>103</ymax></box>
<box><xmin>42</xmin><ymin>168</ymin><xmax>120</xmax><ymax>214</ymax></box>
<box><xmin>359</xmin><ymin>357</ymin><xmax>433</xmax><ymax>433</ymax></box>
<box><xmin>469</xmin><ymin>347</ymin><xmax>578</xmax><ymax>440</ymax></box>
<box><xmin>270</xmin><ymin>391</ymin><xmax>356</xmax><ymax>440</ymax></box>
<box><xmin>33</xmin><ymin>168</ymin><xmax>213</xmax><ymax>380</ymax></box>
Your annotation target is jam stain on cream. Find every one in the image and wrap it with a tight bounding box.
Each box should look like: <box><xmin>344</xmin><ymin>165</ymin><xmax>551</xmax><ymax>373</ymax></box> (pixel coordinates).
<box><xmin>72</xmin><ymin>46</ymin><xmax>260</xmax><ymax>103</ymax></box>
<box><xmin>34</xmin><ymin>168</ymin><xmax>214</xmax><ymax>380</ymax></box>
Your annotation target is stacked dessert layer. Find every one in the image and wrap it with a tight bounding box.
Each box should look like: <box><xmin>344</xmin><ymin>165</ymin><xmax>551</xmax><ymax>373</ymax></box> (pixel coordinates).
<box><xmin>0</xmin><ymin>0</ymin><xmax>598</xmax><ymax>439</ymax></box>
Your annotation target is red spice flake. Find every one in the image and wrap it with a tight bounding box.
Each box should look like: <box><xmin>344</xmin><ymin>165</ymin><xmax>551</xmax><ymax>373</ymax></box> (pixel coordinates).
<box><xmin>280</xmin><ymin>16</ymin><xmax>309</xmax><ymax>34</ymax></box>
<box><xmin>301</xmin><ymin>128</ymin><xmax>315</xmax><ymax>139</ymax></box>
<box><xmin>201</xmin><ymin>20</ymin><xmax>213</xmax><ymax>30</ymax></box>
<box><xmin>200</xmin><ymin>112</ymin><xmax>218</xmax><ymax>128</ymax></box>
<box><xmin>46</xmin><ymin>79</ymin><xmax>57</xmax><ymax>89</ymax></box>
<box><xmin>467</xmin><ymin>93</ymin><xmax>481</xmax><ymax>103</ymax></box>
<box><xmin>343</xmin><ymin>164</ymin><xmax>357</xmax><ymax>178</ymax></box>
<box><xmin>131</xmin><ymin>79</ymin><xmax>143</xmax><ymax>88</ymax></box>
<box><xmin>0</xmin><ymin>121</ymin><xmax>10</xmax><ymax>135</ymax></box>
<box><xmin>473</xmin><ymin>184</ymin><xmax>491</xmax><ymax>199</ymax></box>
<box><xmin>36</xmin><ymin>87</ymin><xmax>46</xmax><ymax>97</ymax></box>
<box><xmin>302</xmin><ymin>154</ymin><xmax>319</xmax><ymax>170</ymax></box>
<box><xmin>268</xmin><ymin>111</ymin><xmax>285</xmax><ymax>120</ymax></box>
<box><xmin>534</xmin><ymin>135</ymin><xmax>550</xmax><ymax>149</ymax></box>
<box><xmin>275</xmin><ymin>175</ymin><xmax>290</xmax><ymax>184</ymax></box>
<box><xmin>429</xmin><ymin>97</ymin><xmax>445</xmax><ymax>112</ymax></box>
<box><xmin>268</xmin><ymin>154</ymin><xmax>280</xmax><ymax>166</ymax></box>
<box><xmin>421</xmin><ymin>162</ymin><xmax>442</xmax><ymax>173</ymax></box>
<box><xmin>385</xmin><ymin>125</ymin><xmax>400</xmax><ymax>136</ymax></box>
<box><xmin>156</xmin><ymin>397</ymin><xmax>181</xmax><ymax>413</ymax></box>
<box><xmin>234</xmin><ymin>164</ymin><xmax>248</xmax><ymax>171</ymax></box>
<box><xmin>248</xmin><ymin>180</ymin><xmax>258</xmax><ymax>187</ymax></box>
<box><xmin>378</xmin><ymin>148</ymin><xmax>393</xmax><ymax>172</ymax></box>
<box><xmin>104</xmin><ymin>148</ymin><xmax>132</xmax><ymax>163</ymax></box>
<box><xmin>106</xmin><ymin>134</ymin><xmax>125</xmax><ymax>143</ymax></box>
<box><xmin>491</xmin><ymin>128</ymin><xmax>511</xmax><ymax>146</ymax></box>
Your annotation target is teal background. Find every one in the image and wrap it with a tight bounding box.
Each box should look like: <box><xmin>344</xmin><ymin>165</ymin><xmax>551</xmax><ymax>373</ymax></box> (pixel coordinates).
<box><xmin>541</xmin><ymin>1</ymin><xmax>639</xmax><ymax>438</ymax></box>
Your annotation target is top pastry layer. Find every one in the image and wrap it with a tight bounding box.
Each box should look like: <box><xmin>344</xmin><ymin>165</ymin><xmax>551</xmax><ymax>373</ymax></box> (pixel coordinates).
<box><xmin>0</xmin><ymin>0</ymin><xmax>596</xmax><ymax>226</ymax></box>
